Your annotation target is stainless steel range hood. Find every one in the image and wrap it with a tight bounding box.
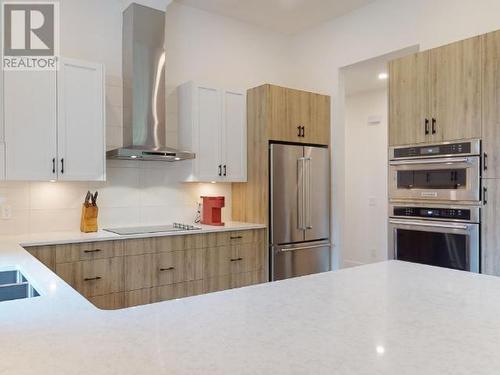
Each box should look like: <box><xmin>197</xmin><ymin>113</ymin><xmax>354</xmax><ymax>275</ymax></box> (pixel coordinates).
<box><xmin>107</xmin><ymin>3</ymin><xmax>195</xmax><ymax>161</ymax></box>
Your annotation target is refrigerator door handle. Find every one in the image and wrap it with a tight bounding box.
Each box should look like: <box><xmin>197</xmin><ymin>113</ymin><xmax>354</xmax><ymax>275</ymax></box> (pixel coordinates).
<box><xmin>305</xmin><ymin>157</ymin><xmax>312</xmax><ymax>229</ymax></box>
<box><xmin>277</xmin><ymin>243</ymin><xmax>331</xmax><ymax>253</ymax></box>
<box><xmin>297</xmin><ymin>157</ymin><xmax>306</xmax><ymax>230</ymax></box>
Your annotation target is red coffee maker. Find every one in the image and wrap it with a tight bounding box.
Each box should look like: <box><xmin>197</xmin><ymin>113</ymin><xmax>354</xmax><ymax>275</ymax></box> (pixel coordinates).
<box><xmin>201</xmin><ymin>196</ymin><xmax>225</xmax><ymax>226</ymax></box>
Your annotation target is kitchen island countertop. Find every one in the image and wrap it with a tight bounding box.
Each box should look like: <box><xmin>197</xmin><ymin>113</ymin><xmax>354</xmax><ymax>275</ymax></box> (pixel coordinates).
<box><xmin>1</xmin><ymin>233</ymin><xmax>500</xmax><ymax>375</ymax></box>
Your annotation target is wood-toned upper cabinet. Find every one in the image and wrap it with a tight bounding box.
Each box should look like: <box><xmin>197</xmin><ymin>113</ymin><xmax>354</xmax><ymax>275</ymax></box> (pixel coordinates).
<box><xmin>389</xmin><ymin>51</ymin><xmax>430</xmax><ymax>146</ymax></box>
<box><xmin>389</xmin><ymin>37</ymin><xmax>481</xmax><ymax>146</ymax></box>
<box><xmin>269</xmin><ymin>85</ymin><xmax>330</xmax><ymax>145</ymax></box>
<box><xmin>430</xmin><ymin>36</ymin><xmax>482</xmax><ymax>142</ymax></box>
<box><xmin>482</xmin><ymin>30</ymin><xmax>500</xmax><ymax>178</ymax></box>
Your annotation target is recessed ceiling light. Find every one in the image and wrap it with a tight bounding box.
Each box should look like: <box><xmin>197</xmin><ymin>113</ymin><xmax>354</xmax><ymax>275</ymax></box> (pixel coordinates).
<box><xmin>378</xmin><ymin>72</ymin><xmax>388</xmax><ymax>80</ymax></box>
<box><xmin>130</xmin><ymin>155</ymin><xmax>138</xmax><ymax>159</ymax></box>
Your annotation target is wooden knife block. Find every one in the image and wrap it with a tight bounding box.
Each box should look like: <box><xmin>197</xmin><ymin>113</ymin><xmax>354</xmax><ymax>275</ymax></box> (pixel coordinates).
<box><xmin>80</xmin><ymin>204</ymin><xmax>98</xmax><ymax>233</ymax></box>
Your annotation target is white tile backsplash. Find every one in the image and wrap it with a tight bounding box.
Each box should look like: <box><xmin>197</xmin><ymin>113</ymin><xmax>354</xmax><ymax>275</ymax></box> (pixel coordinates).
<box><xmin>0</xmin><ymin>162</ymin><xmax>232</xmax><ymax>234</ymax></box>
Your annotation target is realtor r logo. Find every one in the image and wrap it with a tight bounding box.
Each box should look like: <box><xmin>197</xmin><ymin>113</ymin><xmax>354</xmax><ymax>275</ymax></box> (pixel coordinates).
<box><xmin>3</xmin><ymin>1</ymin><xmax>60</xmax><ymax>71</ymax></box>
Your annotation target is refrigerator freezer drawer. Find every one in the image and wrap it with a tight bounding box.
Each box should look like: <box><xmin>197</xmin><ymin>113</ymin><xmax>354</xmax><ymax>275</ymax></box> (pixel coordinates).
<box><xmin>272</xmin><ymin>242</ymin><xmax>331</xmax><ymax>281</ymax></box>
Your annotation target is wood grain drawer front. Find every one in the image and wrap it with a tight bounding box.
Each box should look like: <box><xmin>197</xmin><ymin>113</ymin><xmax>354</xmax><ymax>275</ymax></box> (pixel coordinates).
<box><xmin>56</xmin><ymin>257</ymin><xmax>124</xmax><ymax>297</ymax></box>
<box><xmin>152</xmin><ymin>280</ymin><xmax>204</xmax><ymax>303</ymax></box>
<box><xmin>228</xmin><ymin>229</ymin><xmax>265</xmax><ymax>245</ymax></box>
<box><xmin>126</xmin><ymin>288</ymin><xmax>153</xmax><ymax>308</ymax></box>
<box><xmin>124</xmin><ymin>254</ymin><xmax>155</xmax><ymax>291</ymax></box>
<box><xmin>89</xmin><ymin>292</ymin><xmax>125</xmax><ymax>310</ymax></box>
<box><xmin>203</xmin><ymin>270</ymin><xmax>264</xmax><ymax>294</ymax></box>
<box><xmin>123</xmin><ymin>238</ymin><xmax>156</xmax><ymax>256</ymax></box>
<box><xmin>156</xmin><ymin>235</ymin><xmax>188</xmax><ymax>253</ymax></box>
<box><xmin>26</xmin><ymin>246</ymin><xmax>57</xmax><ymax>271</ymax></box>
<box><xmin>205</xmin><ymin>242</ymin><xmax>264</xmax><ymax>278</ymax></box>
<box><xmin>55</xmin><ymin>241</ymin><xmax>124</xmax><ymax>263</ymax></box>
<box><xmin>154</xmin><ymin>251</ymin><xmax>187</xmax><ymax>287</ymax></box>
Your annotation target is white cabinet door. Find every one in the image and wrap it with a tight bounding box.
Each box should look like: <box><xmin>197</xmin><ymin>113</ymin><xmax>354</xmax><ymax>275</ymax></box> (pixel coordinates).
<box><xmin>57</xmin><ymin>58</ymin><xmax>105</xmax><ymax>181</ymax></box>
<box><xmin>221</xmin><ymin>89</ymin><xmax>246</xmax><ymax>182</ymax></box>
<box><xmin>4</xmin><ymin>71</ymin><xmax>57</xmax><ymax>181</ymax></box>
<box><xmin>195</xmin><ymin>85</ymin><xmax>222</xmax><ymax>181</ymax></box>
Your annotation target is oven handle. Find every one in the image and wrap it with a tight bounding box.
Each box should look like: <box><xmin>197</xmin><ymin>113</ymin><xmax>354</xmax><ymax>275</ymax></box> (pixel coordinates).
<box><xmin>389</xmin><ymin>219</ymin><xmax>469</xmax><ymax>231</ymax></box>
<box><xmin>389</xmin><ymin>157</ymin><xmax>471</xmax><ymax>166</ymax></box>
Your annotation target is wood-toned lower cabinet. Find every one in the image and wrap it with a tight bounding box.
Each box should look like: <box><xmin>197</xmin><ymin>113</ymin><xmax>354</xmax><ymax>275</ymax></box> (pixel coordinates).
<box><xmin>481</xmin><ymin>179</ymin><xmax>500</xmax><ymax>276</ymax></box>
<box><xmin>25</xmin><ymin>228</ymin><xmax>266</xmax><ymax>310</ymax></box>
<box><xmin>56</xmin><ymin>257</ymin><xmax>125</xmax><ymax>298</ymax></box>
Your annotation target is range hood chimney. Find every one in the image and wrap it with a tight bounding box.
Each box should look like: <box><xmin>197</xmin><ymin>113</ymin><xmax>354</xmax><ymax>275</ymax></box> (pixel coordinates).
<box><xmin>107</xmin><ymin>3</ymin><xmax>195</xmax><ymax>161</ymax></box>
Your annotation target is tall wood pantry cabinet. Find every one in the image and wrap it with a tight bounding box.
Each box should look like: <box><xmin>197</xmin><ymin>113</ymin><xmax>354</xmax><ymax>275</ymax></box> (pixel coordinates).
<box><xmin>2</xmin><ymin>58</ymin><xmax>105</xmax><ymax>181</ymax></box>
<box><xmin>389</xmin><ymin>36</ymin><xmax>482</xmax><ymax>146</ymax></box>
<box><xmin>232</xmin><ymin>84</ymin><xmax>331</xmax><ymax>225</ymax></box>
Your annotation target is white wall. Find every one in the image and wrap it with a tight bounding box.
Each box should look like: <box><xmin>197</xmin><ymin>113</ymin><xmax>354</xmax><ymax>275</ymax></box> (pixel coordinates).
<box><xmin>0</xmin><ymin>0</ymin><xmax>294</xmax><ymax>235</ymax></box>
<box><xmin>344</xmin><ymin>89</ymin><xmax>387</xmax><ymax>268</ymax></box>
<box><xmin>288</xmin><ymin>0</ymin><xmax>500</xmax><ymax>269</ymax></box>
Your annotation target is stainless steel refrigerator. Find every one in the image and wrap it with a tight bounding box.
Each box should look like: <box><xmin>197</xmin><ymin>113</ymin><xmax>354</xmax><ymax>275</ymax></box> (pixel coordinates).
<box><xmin>270</xmin><ymin>143</ymin><xmax>331</xmax><ymax>281</ymax></box>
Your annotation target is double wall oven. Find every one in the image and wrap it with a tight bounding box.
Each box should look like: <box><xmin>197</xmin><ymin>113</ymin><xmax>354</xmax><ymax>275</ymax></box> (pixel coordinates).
<box><xmin>388</xmin><ymin>139</ymin><xmax>481</xmax><ymax>273</ymax></box>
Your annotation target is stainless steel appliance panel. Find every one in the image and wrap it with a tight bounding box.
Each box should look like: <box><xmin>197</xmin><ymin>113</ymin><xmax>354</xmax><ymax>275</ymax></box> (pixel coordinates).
<box><xmin>388</xmin><ymin>218</ymin><xmax>479</xmax><ymax>272</ymax></box>
<box><xmin>272</xmin><ymin>241</ymin><xmax>331</xmax><ymax>281</ymax></box>
<box><xmin>304</xmin><ymin>146</ymin><xmax>330</xmax><ymax>241</ymax></box>
<box><xmin>389</xmin><ymin>156</ymin><xmax>481</xmax><ymax>202</ymax></box>
<box><xmin>270</xmin><ymin>144</ymin><xmax>306</xmax><ymax>244</ymax></box>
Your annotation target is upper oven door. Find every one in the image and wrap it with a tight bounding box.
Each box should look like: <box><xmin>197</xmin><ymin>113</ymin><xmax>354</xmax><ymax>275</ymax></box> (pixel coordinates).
<box><xmin>389</xmin><ymin>156</ymin><xmax>480</xmax><ymax>203</ymax></box>
<box><xmin>388</xmin><ymin>219</ymin><xmax>479</xmax><ymax>272</ymax></box>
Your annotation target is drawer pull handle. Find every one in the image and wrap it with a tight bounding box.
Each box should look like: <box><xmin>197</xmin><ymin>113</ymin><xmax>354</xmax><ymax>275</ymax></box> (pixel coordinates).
<box><xmin>83</xmin><ymin>249</ymin><xmax>102</xmax><ymax>254</ymax></box>
<box><xmin>160</xmin><ymin>267</ymin><xmax>175</xmax><ymax>271</ymax></box>
<box><xmin>230</xmin><ymin>236</ymin><xmax>243</xmax><ymax>240</ymax></box>
<box><xmin>84</xmin><ymin>276</ymin><xmax>102</xmax><ymax>282</ymax></box>
<box><xmin>230</xmin><ymin>257</ymin><xmax>243</xmax><ymax>262</ymax></box>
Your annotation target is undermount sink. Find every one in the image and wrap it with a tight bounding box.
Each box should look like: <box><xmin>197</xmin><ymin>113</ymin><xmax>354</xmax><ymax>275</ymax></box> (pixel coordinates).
<box><xmin>0</xmin><ymin>270</ymin><xmax>40</xmax><ymax>302</ymax></box>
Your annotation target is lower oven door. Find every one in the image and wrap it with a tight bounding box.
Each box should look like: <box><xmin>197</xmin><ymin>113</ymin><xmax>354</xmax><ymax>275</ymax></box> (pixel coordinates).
<box><xmin>388</xmin><ymin>219</ymin><xmax>479</xmax><ymax>272</ymax></box>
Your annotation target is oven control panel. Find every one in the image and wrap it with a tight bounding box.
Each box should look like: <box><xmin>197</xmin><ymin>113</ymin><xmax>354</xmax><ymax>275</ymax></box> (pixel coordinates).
<box><xmin>393</xmin><ymin>207</ymin><xmax>471</xmax><ymax>220</ymax></box>
<box><xmin>393</xmin><ymin>142</ymin><xmax>472</xmax><ymax>159</ymax></box>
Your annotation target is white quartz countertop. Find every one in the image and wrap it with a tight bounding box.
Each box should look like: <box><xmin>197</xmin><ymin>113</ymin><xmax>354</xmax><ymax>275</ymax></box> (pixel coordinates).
<box><xmin>2</xmin><ymin>221</ymin><xmax>266</xmax><ymax>247</ymax></box>
<box><xmin>1</xmin><ymin>231</ymin><xmax>500</xmax><ymax>375</ymax></box>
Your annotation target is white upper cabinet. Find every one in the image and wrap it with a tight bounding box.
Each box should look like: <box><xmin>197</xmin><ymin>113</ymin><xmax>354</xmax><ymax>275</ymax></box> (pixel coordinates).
<box><xmin>178</xmin><ymin>82</ymin><xmax>247</xmax><ymax>182</ymax></box>
<box><xmin>4</xmin><ymin>70</ymin><xmax>58</xmax><ymax>181</ymax></box>
<box><xmin>3</xmin><ymin>58</ymin><xmax>105</xmax><ymax>181</ymax></box>
<box><xmin>58</xmin><ymin>58</ymin><xmax>105</xmax><ymax>181</ymax></box>
<box><xmin>221</xmin><ymin>89</ymin><xmax>247</xmax><ymax>182</ymax></box>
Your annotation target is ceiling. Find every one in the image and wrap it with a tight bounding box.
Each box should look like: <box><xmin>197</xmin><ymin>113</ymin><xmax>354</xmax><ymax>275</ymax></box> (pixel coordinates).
<box><xmin>343</xmin><ymin>46</ymin><xmax>419</xmax><ymax>96</ymax></box>
<box><xmin>174</xmin><ymin>0</ymin><xmax>375</xmax><ymax>35</ymax></box>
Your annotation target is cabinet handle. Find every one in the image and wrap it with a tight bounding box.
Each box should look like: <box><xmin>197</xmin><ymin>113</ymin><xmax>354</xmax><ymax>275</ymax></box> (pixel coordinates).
<box><xmin>160</xmin><ymin>267</ymin><xmax>175</xmax><ymax>272</ymax></box>
<box><xmin>301</xmin><ymin>126</ymin><xmax>305</xmax><ymax>138</ymax></box>
<box><xmin>297</xmin><ymin>126</ymin><xmax>302</xmax><ymax>137</ymax></box>
<box><xmin>52</xmin><ymin>158</ymin><xmax>56</xmax><ymax>174</ymax></box>
<box><xmin>83</xmin><ymin>249</ymin><xmax>101</xmax><ymax>254</ymax></box>
<box><xmin>84</xmin><ymin>276</ymin><xmax>102</xmax><ymax>282</ymax></box>
<box><xmin>230</xmin><ymin>235</ymin><xmax>243</xmax><ymax>240</ymax></box>
<box><xmin>424</xmin><ymin>119</ymin><xmax>429</xmax><ymax>135</ymax></box>
<box><xmin>223</xmin><ymin>165</ymin><xmax>227</xmax><ymax>177</ymax></box>
<box><xmin>431</xmin><ymin>118</ymin><xmax>437</xmax><ymax>134</ymax></box>
<box><xmin>230</xmin><ymin>257</ymin><xmax>243</xmax><ymax>262</ymax></box>
<box><xmin>484</xmin><ymin>187</ymin><xmax>488</xmax><ymax>205</ymax></box>
<box><xmin>483</xmin><ymin>152</ymin><xmax>488</xmax><ymax>171</ymax></box>
<box><xmin>218</xmin><ymin>165</ymin><xmax>222</xmax><ymax>177</ymax></box>
<box><xmin>60</xmin><ymin>158</ymin><xmax>65</xmax><ymax>174</ymax></box>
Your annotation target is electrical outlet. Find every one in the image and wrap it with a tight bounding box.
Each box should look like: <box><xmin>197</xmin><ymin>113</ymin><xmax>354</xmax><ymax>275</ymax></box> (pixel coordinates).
<box><xmin>370</xmin><ymin>249</ymin><xmax>377</xmax><ymax>260</ymax></box>
<box><xmin>368</xmin><ymin>197</ymin><xmax>377</xmax><ymax>207</ymax></box>
<box><xmin>1</xmin><ymin>204</ymin><xmax>12</xmax><ymax>220</ymax></box>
